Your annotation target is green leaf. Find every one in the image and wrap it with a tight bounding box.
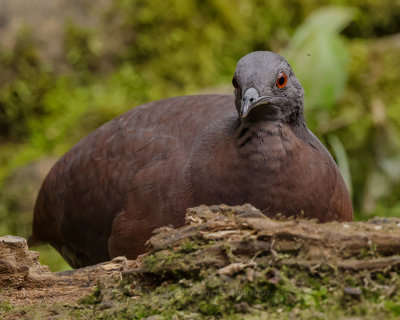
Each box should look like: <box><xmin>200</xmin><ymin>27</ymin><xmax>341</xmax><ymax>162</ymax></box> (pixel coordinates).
<box><xmin>328</xmin><ymin>135</ymin><xmax>352</xmax><ymax>196</ymax></box>
<box><xmin>284</xmin><ymin>7</ymin><xmax>354</xmax><ymax>110</ymax></box>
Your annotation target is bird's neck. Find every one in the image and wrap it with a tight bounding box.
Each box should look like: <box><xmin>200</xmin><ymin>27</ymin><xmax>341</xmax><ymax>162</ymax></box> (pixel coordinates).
<box><xmin>237</xmin><ymin>120</ymin><xmax>279</xmax><ymax>146</ymax></box>
<box><xmin>237</xmin><ymin>114</ymin><xmax>307</xmax><ymax>147</ymax></box>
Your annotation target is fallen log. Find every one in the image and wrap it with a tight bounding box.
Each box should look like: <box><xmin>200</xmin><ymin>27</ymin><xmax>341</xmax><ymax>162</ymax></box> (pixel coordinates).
<box><xmin>1</xmin><ymin>204</ymin><xmax>400</xmax><ymax>319</ymax></box>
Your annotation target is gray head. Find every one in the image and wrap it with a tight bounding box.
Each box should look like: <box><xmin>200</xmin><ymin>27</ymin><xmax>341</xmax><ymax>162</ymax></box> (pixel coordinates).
<box><xmin>232</xmin><ymin>51</ymin><xmax>305</xmax><ymax>122</ymax></box>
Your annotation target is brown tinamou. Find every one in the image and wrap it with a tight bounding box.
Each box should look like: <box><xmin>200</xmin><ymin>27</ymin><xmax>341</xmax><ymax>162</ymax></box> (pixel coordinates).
<box><xmin>30</xmin><ymin>51</ymin><xmax>353</xmax><ymax>268</ymax></box>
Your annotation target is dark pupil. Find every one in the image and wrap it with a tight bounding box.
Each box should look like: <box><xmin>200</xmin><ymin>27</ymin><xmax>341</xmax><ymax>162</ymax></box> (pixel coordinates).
<box><xmin>278</xmin><ymin>76</ymin><xmax>285</xmax><ymax>86</ymax></box>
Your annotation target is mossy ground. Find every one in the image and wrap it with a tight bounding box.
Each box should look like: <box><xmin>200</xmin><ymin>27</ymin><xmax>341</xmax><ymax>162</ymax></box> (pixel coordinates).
<box><xmin>2</xmin><ymin>206</ymin><xmax>400</xmax><ymax>319</ymax></box>
<box><xmin>3</xmin><ymin>265</ymin><xmax>399</xmax><ymax>319</ymax></box>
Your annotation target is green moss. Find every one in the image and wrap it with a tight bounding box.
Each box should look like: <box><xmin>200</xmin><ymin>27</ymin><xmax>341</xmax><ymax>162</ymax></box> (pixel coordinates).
<box><xmin>79</xmin><ymin>286</ymin><xmax>101</xmax><ymax>305</ymax></box>
<box><xmin>0</xmin><ymin>301</ymin><xmax>13</xmax><ymax>315</ymax></box>
<box><xmin>386</xmin><ymin>301</ymin><xmax>400</xmax><ymax>316</ymax></box>
<box><xmin>178</xmin><ymin>240</ymin><xmax>200</xmax><ymax>253</ymax></box>
<box><xmin>198</xmin><ymin>301</ymin><xmax>220</xmax><ymax>316</ymax></box>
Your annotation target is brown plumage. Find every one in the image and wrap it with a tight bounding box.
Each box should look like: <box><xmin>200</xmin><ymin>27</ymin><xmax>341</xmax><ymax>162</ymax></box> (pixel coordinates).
<box><xmin>30</xmin><ymin>52</ymin><xmax>352</xmax><ymax>268</ymax></box>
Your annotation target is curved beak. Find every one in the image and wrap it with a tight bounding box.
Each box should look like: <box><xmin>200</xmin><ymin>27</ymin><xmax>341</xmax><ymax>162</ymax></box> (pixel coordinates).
<box><xmin>240</xmin><ymin>87</ymin><xmax>270</xmax><ymax>118</ymax></box>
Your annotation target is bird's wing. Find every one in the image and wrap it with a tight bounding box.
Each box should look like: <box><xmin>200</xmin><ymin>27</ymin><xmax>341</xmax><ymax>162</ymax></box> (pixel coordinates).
<box><xmin>32</xmin><ymin>94</ymin><xmax>234</xmax><ymax>267</ymax></box>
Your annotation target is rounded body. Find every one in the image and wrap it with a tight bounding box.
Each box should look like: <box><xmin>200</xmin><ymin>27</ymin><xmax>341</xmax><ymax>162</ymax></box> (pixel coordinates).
<box><xmin>31</xmin><ymin>94</ymin><xmax>352</xmax><ymax>268</ymax></box>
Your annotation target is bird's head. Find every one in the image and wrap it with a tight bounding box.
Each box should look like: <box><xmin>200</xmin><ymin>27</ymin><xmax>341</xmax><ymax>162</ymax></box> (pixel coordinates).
<box><xmin>233</xmin><ymin>51</ymin><xmax>305</xmax><ymax>122</ymax></box>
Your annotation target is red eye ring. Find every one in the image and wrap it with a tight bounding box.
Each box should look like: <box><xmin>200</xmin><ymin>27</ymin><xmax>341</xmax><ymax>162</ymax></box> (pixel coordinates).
<box><xmin>276</xmin><ymin>72</ymin><xmax>288</xmax><ymax>89</ymax></box>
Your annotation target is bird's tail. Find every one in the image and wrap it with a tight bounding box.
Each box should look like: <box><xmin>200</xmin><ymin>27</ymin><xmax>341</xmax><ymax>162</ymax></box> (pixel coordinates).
<box><xmin>27</xmin><ymin>233</ymin><xmax>44</xmax><ymax>247</ymax></box>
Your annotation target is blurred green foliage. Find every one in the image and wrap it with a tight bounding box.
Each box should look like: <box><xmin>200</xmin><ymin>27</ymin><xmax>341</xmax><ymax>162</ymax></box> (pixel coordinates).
<box><xmin>284</xmin><ymin>7</ymin><xmax>354</xmax><ymax>111</ymax></box>
<box><xmin>0</xmin><ymin>0</ymin><xmax>399</xmax><ymax>270</ymax></box>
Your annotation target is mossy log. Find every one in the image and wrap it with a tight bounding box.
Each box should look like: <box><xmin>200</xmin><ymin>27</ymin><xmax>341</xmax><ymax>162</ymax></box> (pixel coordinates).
<box><xmin>1</xmin><ymin>204</ymin><xmax>400</xmax><ymax>319</ymax></box>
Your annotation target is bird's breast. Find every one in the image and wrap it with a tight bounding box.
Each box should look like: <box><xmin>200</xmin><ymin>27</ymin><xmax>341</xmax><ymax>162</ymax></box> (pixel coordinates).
<box><xmin>187</xmin><ymin>121</ymin><xmax>330</xmax><ymax>218</ymax></box>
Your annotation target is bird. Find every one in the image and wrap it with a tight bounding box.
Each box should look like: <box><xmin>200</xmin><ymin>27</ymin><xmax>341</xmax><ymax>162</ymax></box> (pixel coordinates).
<box><xmin>29</xmin><ymin>51</ymin><xmax>353</xmax><ymax>268</ymax></box>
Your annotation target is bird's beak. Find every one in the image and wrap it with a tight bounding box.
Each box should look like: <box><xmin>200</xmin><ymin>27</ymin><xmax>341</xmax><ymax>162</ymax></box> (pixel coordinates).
<box><xmin>240</xmin><ymin>87</ymin><xmax>270</xmax><ymax>118</ymax></box>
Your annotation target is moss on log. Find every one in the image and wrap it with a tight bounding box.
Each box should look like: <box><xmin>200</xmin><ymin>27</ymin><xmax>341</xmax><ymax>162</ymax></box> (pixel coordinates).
<box><xmin>1</xmin><ymin>204</ymin><xmax>400</xmax><ymax>319</ymax></box>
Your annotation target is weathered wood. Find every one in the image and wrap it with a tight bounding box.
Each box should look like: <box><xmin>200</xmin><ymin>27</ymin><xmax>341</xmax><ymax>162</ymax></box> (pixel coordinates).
<box><xmin>1</xmin><ymin>205</ymin><xmax>400</xmax><ymax>308</ymax></box>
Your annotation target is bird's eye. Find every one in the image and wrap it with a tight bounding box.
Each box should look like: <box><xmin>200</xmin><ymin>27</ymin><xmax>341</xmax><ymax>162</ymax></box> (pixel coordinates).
<box><xmin>276</xmin><ymin>72</ymin><xmax>288</xmax><ymax>89</ymax></box>
<box><xmin>232</xmin><ymin>77</ymin><xmax>239</xmax><ymax>89</ymax></box>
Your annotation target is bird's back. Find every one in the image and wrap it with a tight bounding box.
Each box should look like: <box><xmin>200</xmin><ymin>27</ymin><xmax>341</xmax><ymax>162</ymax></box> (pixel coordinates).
<box><xmin>31</xmin><ymin>93</ymin><xmax>352</xmax><ymax>269</ymax></box>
